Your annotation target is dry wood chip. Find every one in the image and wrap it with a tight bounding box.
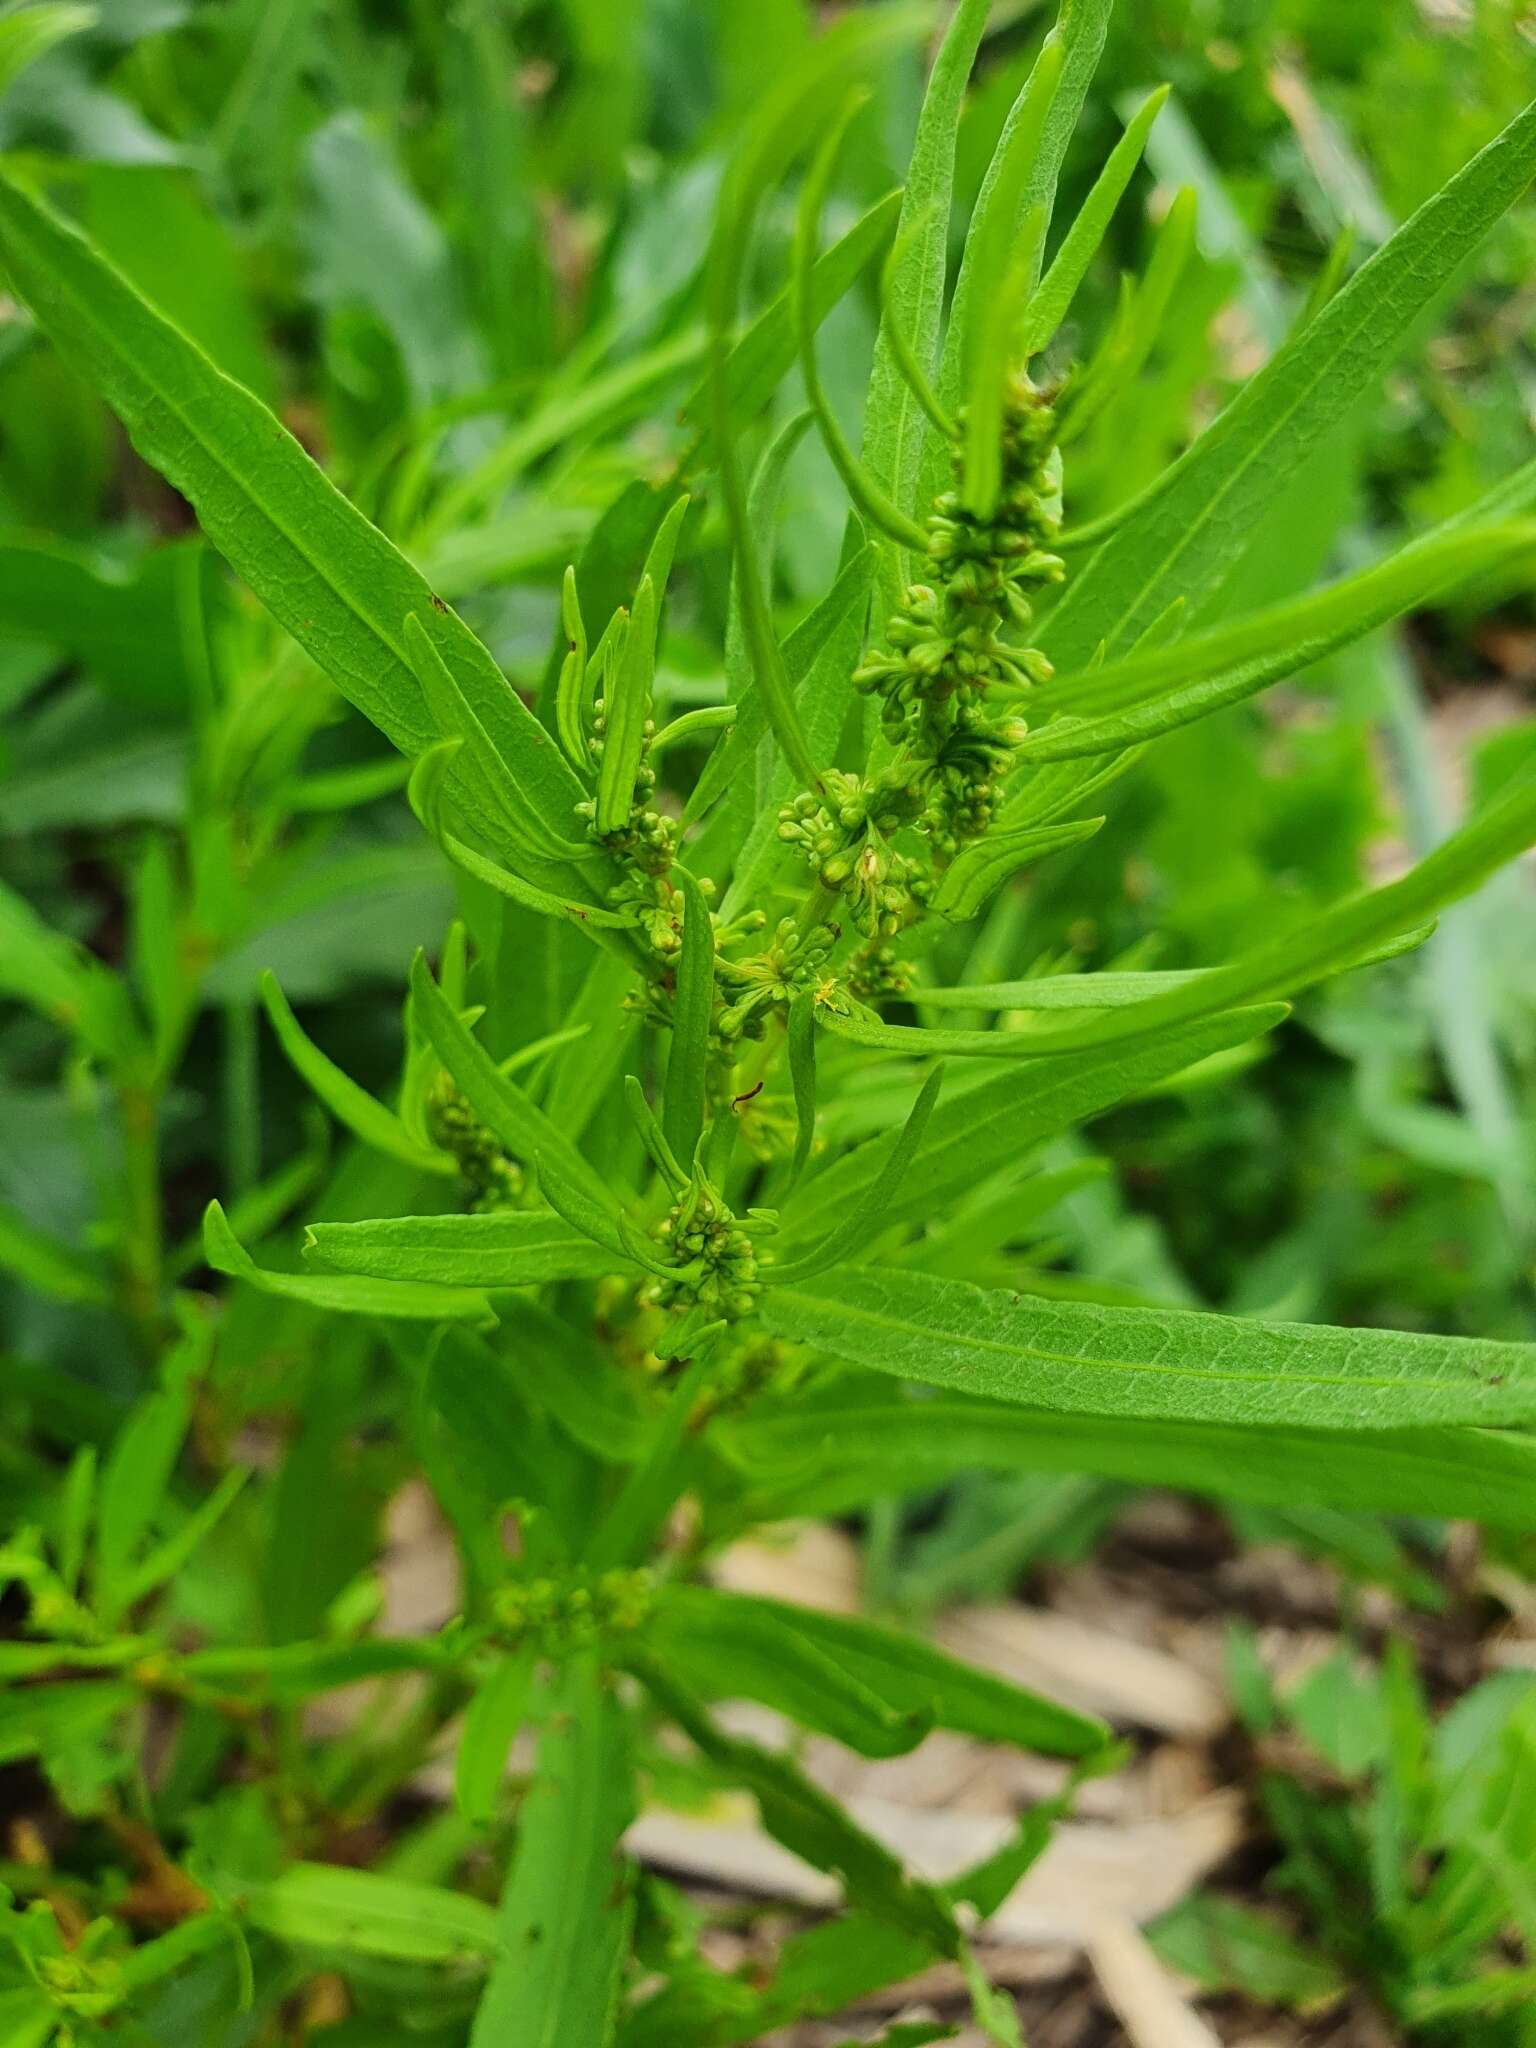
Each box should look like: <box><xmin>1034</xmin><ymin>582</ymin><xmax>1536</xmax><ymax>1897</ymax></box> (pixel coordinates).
<box><xmin>935</xmin><ymin>1605</ymin><xmax>1228</xmax><ymax>1739</ymax></box>
<box><xmin>712</xmin><ymin>1521</ymin><xmax>863</xmax><ymax>1612</ymax></box>
<box><xmin>627</xmin><ymin>1789</ymin><xmax>1244</xmax><ymax>1948</ymax></box>
<box><xmin>1086</xmin><ymin>1913</ymin><xmax>1222</xmax><ymax>2048</ymax></box>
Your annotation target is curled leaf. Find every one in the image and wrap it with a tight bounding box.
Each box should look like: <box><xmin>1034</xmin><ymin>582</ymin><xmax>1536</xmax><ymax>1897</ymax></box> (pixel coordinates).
<box><xmin>933</xmin><ymin>815</ymin><xmax>1105</xmax><ymax>921</ymax></box>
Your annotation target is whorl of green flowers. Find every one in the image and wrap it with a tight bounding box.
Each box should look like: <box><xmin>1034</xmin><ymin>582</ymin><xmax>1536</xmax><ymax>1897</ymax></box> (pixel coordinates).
<box><xmin>491</xmin><ymin>1567</ymin><xmax>655</xmax><ymax>1654</ymax></box>
<box><xmin>426</xmin><ymin>1072</ymin><xmax>524</xmax><ymax>1211</ymax></box>
<box><xmin>778</xmin><ymin>376</ymin><xmax>1064</xmax><ymax>937</ymax></box>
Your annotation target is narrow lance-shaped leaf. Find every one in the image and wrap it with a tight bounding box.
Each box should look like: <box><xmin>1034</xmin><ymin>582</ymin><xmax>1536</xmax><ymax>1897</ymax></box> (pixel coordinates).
<box><xmin>963</xmin><ymin>200</ymin><xmax>1045</xmax><ymax>519</ymax></box>
<box><xmin>773</xmin><ymin>1064</ymin><xmax>944</xmax><ymax>1283</ymax></box>
<box><xmin>177</xmin><ymin>1636</ymin><xmax>450</xmax><ymax>1698</ymax></box>
<box><xmin>1021</xmin><ymin>521</ymin><xmax>1536</xmax><ymax>762</ymax></box>
<box><xmin>624</xmin><ymin>1075</ymin><xmax>689</xmax><ymax>1189</ymax></box>
<box><xmin>996</xmin><ymin>743</ymin><xmax>1147</xmax><ymax>833</ymax></box>
<box><xmin>703</xmin><ymin>13</ymin><xmax>917</xmax><ymax>794</ymax></box>
<box><xmin>637</xmin><ymin>488</ymin><xmax>692</xmax><ymax>614</ymax></box>
<box><xmin>762</xmin><ymin>1264</ymin><xmax>1536</xmax><ymax>1432</ymax></box>
<box><xmin>533</xmin><ymin>1152</ymin><xmax>668</xmax><ymax>1278</ymax></box>
<box><xmin>914</xmin><ymin>925</ymin><xmax>1427</xmax><ymax>1017</ymax></box>
<box><xmin>723</xmin><ymin>409</ymin><xmax>812</xmax><ymax>710</ymax></box>
<box><xmin>932</xmin><ymin>814</ymin><xmax>1104</xmax><ymax>922</ymax></box>
<box><xmin>864</xmin><ymin>0</ymin><xmax>990</xmax><ymax>544</ymax></box>
<box><xmin>408</xmin><ymin>739</ymin><xmax>637</xmax><ymax>936</ymax></box>
<box><xmin>678</xmin><ymin>188</ymin><xmax>903</xmax><ymax>445</ymax></box>
<box><xmin>1043</xmin><ymin>96</ymin><xmax>1536</xmax><ymax>664</ymax></box>
<box><xmin>1022</xmin><ymin>83</ymin><xmax>1169</xmax><ymax>354</ymax></box>
<box><xmin>1056</xmin><ymin>184</ymin><xmax>1197</xmax><ymax>448</ymax></box>
<box><xmin>796</xmin><ymin>96</ymin><xmax>929</xmax><ymax>551</ymax></box>
<box><xmin>650</xmin><ymin>704</ymin><xmax>735</xmax><ymax>754</ymax></box>
<box><xmin>916</xmin><ymin>966</ymin><xmax>1262</xmax><ymax>1011</ymax></box>
<box><xmin>95</xmin><ymin>1333</ymin><xmax>201</xmax><ymax>1614</ymax></box>
<box><xmin>781</xmin><ymin>1005</ymin><xmax>1286</xmax><ymax>1251</ymax></box>
<box><xmin>814</xmin><ymin>999</ymin><xmax>1275</xmax><ymax>1064</ymax></box>
<box><xmin>554</xmin><ymin>563</ymin><xmax>590</xmax><ymax>771</ymax></box>
<box><xmin>1048</xmin><ymin>440</ymin><xmax>1536</xmax><ymax>614</ymax></box>
<box><xmin>58</xmin><ymin>1446</ymin><xmax>95</xmax><ymax>1596</ymax></box>
<box><xmin>877</xmin><ymin>207</ymin><xmax>960</xmax><ymax>442</ymax></box>
<box><xmin>643</xmin><ymin>1584</ymin><xmax>931</xmax><ymax>1759</ymax></box>
<box><xmin>456</xmin><ymin>1648</ymin><xmax>536</xmax><ymax>1827</ymax></box>
<box><xmin>260</xmin><ymin>971</ymin><xmax>454</xmax><ymax>1176</ymax></box>
<box><xmin>787</xmin><ymin>988</ymin><xmax>818</xmax><ymax>1189</ymax></box>
<box><xmin>580</xmin><ymin>495</ymin><xmax>689</xmax><ymax>804</ymax></box>
<box><xmin>704</xmin><ymin>419</ymin><xmax>823</xmax><ymax>798</ymax></box>
<box><xmin>304</xmin><ymin>1210</ymin><xmax>616</xmax><ymax>1288</ymax></box>
<box><xmin>546</xmin><ymin>481</ymin><xmax>662</xmax><ymax>697</ymax></box>
<box><xmin>203</xmin><ymin>1201</ymin><xmax>495</xmax><ymax>1324</ymax></box>
<box><xmin>244</xmin><ymin>1864</ymin><xmax>500</xmax><ymax>1967</ymax></box>
<box><xmin>0</xmin><ymin>171</ymin><xmax>600</xmax><ymax>874</ymax></box>
<box><xmin>662</xmin><ymin>869</ymin><xmax>716</xmax><ymax>1168</ymax></box>
<box><xmin>961</xmin><ymin>37</ymin><xmax>1064</xmax><ymax>515</ymax></box>
<box><xmin>470</xmin><ymin>1662</ymin><xmax>635</xmax><ymax>2048</ymax></box>
<box><xmin>724</xmin><ymin>1396</ymin><xmax>1536</xmax><ymax>1532</ymax></box>
<box><xmin>408</xmin><ymin>950</ymin><xmax>625</xmax><ymax>1211</ymax></box>
<box><xmin>402</xmin><ymin>610</ymin><xmax>591</xmax><ymax>867</ymax></box>
<box><xmin>657</xmin><ymin>1585</ymin><xmax>1107</xmax><ymax>1757</ymax></box>
<box><xmin>946</xmin><ymin>760</ymin><xmax>1536</xmax><ymax>1062</ymax></box>
<box><xmin>921</xmin><ymin>0</ymin><xmax>1114</xmax><ymax>512</ymax></box>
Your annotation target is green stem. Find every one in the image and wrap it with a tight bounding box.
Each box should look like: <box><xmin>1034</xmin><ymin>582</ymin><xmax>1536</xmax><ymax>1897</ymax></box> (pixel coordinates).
<box><xmin>222</xmin><ymin>998</ymin><xmax>261</xmax><ymax>1200</ymax></box>
<box><xmin>585</xmin><ymin>1348</ymin><xmax>713</xmax><ymax>1571</ymax></box>
<box><xmin>118</xmin><ymin>1079</ymin><xmax>165</xmax><ymax>1354</ymax></box>
<box><xmin>793</xmin><ymin>882</ymin><xmax>838</xmax><ymax>944</ymax></box>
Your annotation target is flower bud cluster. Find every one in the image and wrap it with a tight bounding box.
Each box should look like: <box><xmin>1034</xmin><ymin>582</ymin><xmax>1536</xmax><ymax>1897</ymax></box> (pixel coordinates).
<box><xmin>776</xmin><ymin>770</ymin><xmax>932</xmax><ymax>938</ymax></box>
<box><xmin>845</xmin><ymin>942</ymin><xmax>914</xmax><ymax>1003</ymax></box>
<box><xmin>782</xmin><ymin>376</ymin><xmax>1065</xmax><ymax>917</ymax></box>
<box><xmin>714</xmin><ymin>916</ymin><xmax>837</xmax><ymax>1039</ymax></box>
<box><xmin>578</xmin><ymin>702</ymin><xmax>677</xmax><ymax>877</ymax></box>
<box><xmin>695</xmin><ymin>1334</ymin><xmax>798</xmax><ymax>1420</ymax></box>
<box><xmin>36</xmin><ymin>1942</ymin><xmax>124</xmax><ymax>2020</ymax></box>
<box><xmin>426</xmin><ymin>1073</ymin><xmax>523</xmax><ymax>1210</ymax></box>
<box><xmin>644</xmin><ymin>1180</ymin><xmax>773</xmax><ymax>1323</ymax></box>
<box><xmin>491</xmin><ymin>1567</ymin><xmax>655</xmax><ymax>1654</ymax></box>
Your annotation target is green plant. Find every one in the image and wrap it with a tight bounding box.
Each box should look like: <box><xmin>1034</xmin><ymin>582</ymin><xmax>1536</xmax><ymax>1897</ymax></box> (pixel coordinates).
<box><xmin>1148</xmin><ymin>1637</ymin><xmax>1536</xmax><ymax>2045</ymax></box>
<box><xmin>1</xmin><ymin>2</ymin><xmax>1534</xmax><ymax>2041</ymax></box>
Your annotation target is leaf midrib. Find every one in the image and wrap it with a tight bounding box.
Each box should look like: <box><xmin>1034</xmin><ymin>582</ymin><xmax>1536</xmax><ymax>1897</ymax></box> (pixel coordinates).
<box><xmin>773</xmin><ymin>1284</ymin><xmax>1512</xmax><ymax>1399</ymax></box>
